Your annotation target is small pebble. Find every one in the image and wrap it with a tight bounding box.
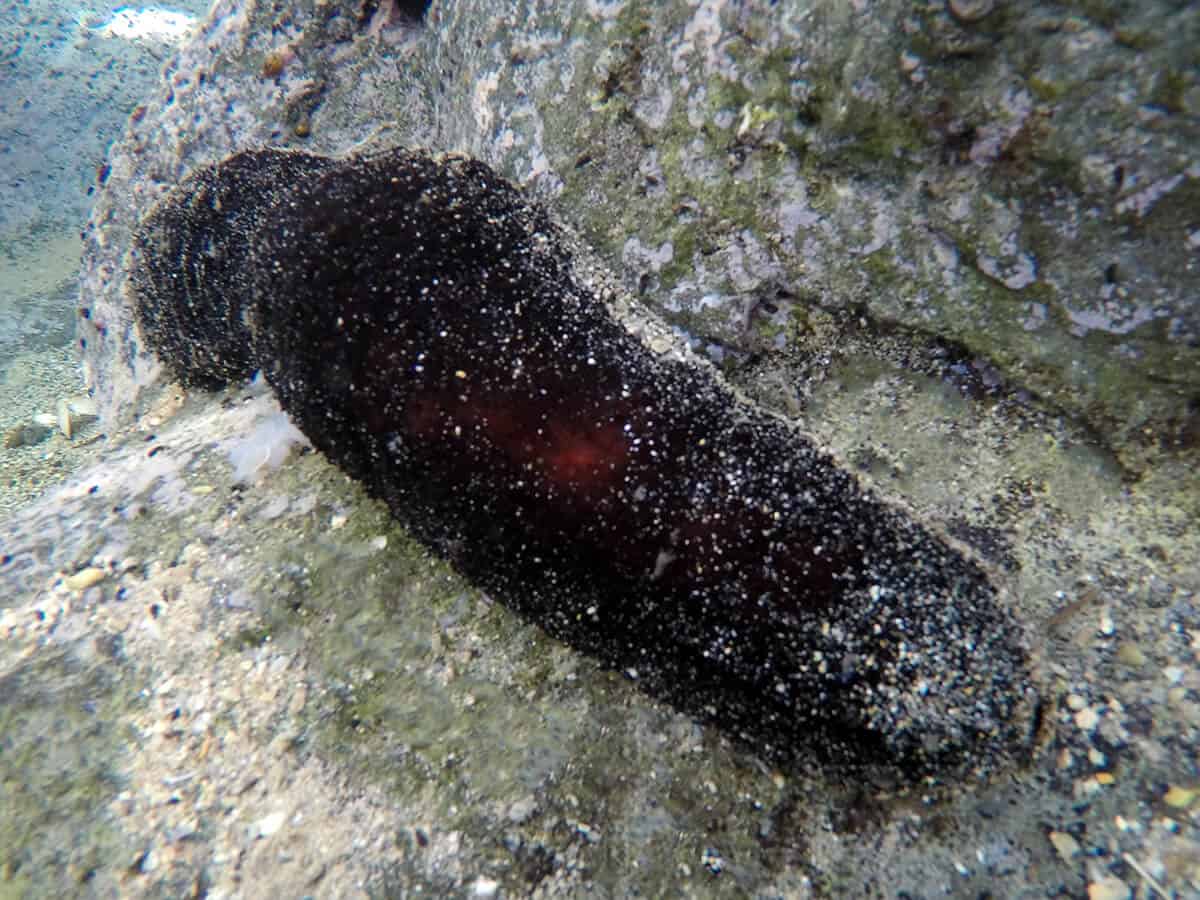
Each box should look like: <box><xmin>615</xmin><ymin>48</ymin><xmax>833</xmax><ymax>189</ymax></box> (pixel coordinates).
<box><xmin>1115</xmin><ymin>643</ymin><xmax>1146</xmax><ymax>667</ymax></box>
<box><xmin>57</xmin><ymin>398</ymin><xmax>73</xmax><ymax>438</ymax></box>
<box><xmin>63</xmin><ymin>567</ymin><xmax>107</xmax><ymax>592</ymax></box>
<box><xmin>472</xmin><ymin>877</ymin><xmax>499</xmax><ymax>898</ymax></box>
<box><xmin>1087</xmin><ymin>875</ymin><xmax>1131</xmax><ymax>900</ymax></box>
<box><xmin>137</xmin><ymin>848</ymin><xmax>159</xmax><ymax>874</ymax></box>
<box><xmin>1164</xmin><ymin>785</ymin><xmax>1196</xmax><ymax>808</ymax></box>
<box><xmin>167</xmin><ymin>819</ymin><xmax>199</xmax><ymax>842</ymax></box>
<box><xmin>948</xmin><ymin>0</ymin><xmax>995</xmax><ymax>23</ymax></box>
<box><xmin>256</xmin><ymin>811</ymin><xmax>287</xmax><ymax>837</ymax></box>
<box><xmin>1075</xmin><ymin>706</ymin><xmax>1100</xmax><ymax>731</ymax></box>
<box><xmin>3</xmin><ymin>422</ymin><xmax>52</xmax><ymax>448</ymax></box>
<box><xmin>1049</xmin><ymin>830</ymin><xmax>1080</xmax><ymax>861</ymax></box>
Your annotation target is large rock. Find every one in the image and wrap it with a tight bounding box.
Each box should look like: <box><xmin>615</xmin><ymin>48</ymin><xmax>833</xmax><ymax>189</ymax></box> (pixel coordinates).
<box><xmin>80</xmin><ymin>0</ymin><xmax>1199</xmax><ymax>470</ymax></box>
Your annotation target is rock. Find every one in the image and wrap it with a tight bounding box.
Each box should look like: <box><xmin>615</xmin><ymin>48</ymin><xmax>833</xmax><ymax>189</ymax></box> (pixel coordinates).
<box><xmin>78</xmin><ymin>0</ymin><xmax>1200</xmax><ymax>475</ymax></box>
<box><xmin>1075</xmin><ymin>707</ymin><xmax>1101</xmax><ymax>731</ymax></box>
<box><xmin>1163</xmin><ymin>785</ymin><xmax>1197</xmax><ymax>808</ymax></box>
<box><xmin>1116</xmin><ymin>643</ymin><xmax>1146</xmax><ymax>667</ymax></box>
<box><xmin>3</xmin><ymin>422</ymin><xmax>52</xmax><ymax>448</ymax></box>
<box><xmin>472</xmin><ymin>877</ymin><xmax>500</xmax><ymax>897</ymax></box>
<box><xmin>1049</xmin><ymin>831</ymin><xmax>1080</xmax><ymax>862</ymax></box>
<box><xmin>62</xmin><ymin>567</ymin><xmax>106</xmax><ymax>592</ymax></box>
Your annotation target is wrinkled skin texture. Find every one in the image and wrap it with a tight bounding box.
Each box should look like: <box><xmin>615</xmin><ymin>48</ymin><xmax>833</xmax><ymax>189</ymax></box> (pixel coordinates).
<box><xmin>130</xmin><ymin>148</ymin><xmax>1038</xmax><ymax>777</ymax></box>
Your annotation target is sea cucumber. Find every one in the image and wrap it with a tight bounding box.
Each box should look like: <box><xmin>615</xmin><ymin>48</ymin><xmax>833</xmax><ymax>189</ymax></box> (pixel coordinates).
<box><xmin>130</xmin><ymin>147</ymin><xmax>1038</xmax><ymax>776</ymax></box>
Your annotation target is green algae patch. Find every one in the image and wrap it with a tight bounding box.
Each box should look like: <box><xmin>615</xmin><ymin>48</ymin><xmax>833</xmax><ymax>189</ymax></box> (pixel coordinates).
<box><xmin>204</xmin><ymin>448</ymin><xmax>578</xmax><ymax>813</ymax></box>
<box><xmin>0</xmin><ymin>649</ymin><xmax>144</xmax><ymax>894</ymax></box>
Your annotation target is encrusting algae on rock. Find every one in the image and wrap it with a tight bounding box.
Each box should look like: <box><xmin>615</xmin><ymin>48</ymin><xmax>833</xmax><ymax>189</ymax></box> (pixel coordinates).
<box><xmin>129</xmin><ymin>147</ymin><xmax>1041</xmax><ymax>779</ymax></box>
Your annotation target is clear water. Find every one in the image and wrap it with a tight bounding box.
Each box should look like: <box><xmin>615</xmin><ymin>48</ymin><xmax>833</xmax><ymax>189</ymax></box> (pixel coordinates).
<box><xmin>0</xmin><ymin>1</ymin><xmax>207</xmax><ymax>512</ymax></box>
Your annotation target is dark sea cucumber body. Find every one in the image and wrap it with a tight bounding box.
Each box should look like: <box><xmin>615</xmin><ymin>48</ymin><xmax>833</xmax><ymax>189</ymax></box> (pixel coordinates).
<box><xmin>130</xmin><ymin>148</ymin><xmax>1038</xmax><ymax>776</ymax></box>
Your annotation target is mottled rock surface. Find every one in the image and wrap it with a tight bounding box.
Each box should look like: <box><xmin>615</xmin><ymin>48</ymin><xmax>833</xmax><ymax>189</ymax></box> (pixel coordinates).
<box><xmin>80</xmin><ymin>0</ymin><xmax>1199</xmax><ymax>470</ymax></box>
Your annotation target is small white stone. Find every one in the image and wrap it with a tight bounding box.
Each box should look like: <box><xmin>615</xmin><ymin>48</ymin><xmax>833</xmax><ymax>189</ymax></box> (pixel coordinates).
<box><xmin>1087</xmin><ymin>875</ymin><xmax>1131</xmax><ymax>900</ymax></box>
<box><xmin>63</xmin><ymin>568</ymin><xmax>107</xmax><ymax>592</ymax></box>
<box><xmin>1074</xmin><ymin>706</ymin><xmax>1100</xmax><ymax>731</ymax></box>
<box><xmin>256</xmin><ymin>811</ymin><xmax>287</xmax><ymax>837</ymax></box>
<box><xmin>472</xmin><ymin>877</ymin><xmax>499</xmax><ymax>898</ymax></box>
<box><xmin>56</xmin><ymin>397</ymin><xmax>73</xmax><ymax>438</ymax></box>
<box><xmin>67</xmin><ymin>397</ymin><xmax>98</xmax><ymax>416</ymax></box>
